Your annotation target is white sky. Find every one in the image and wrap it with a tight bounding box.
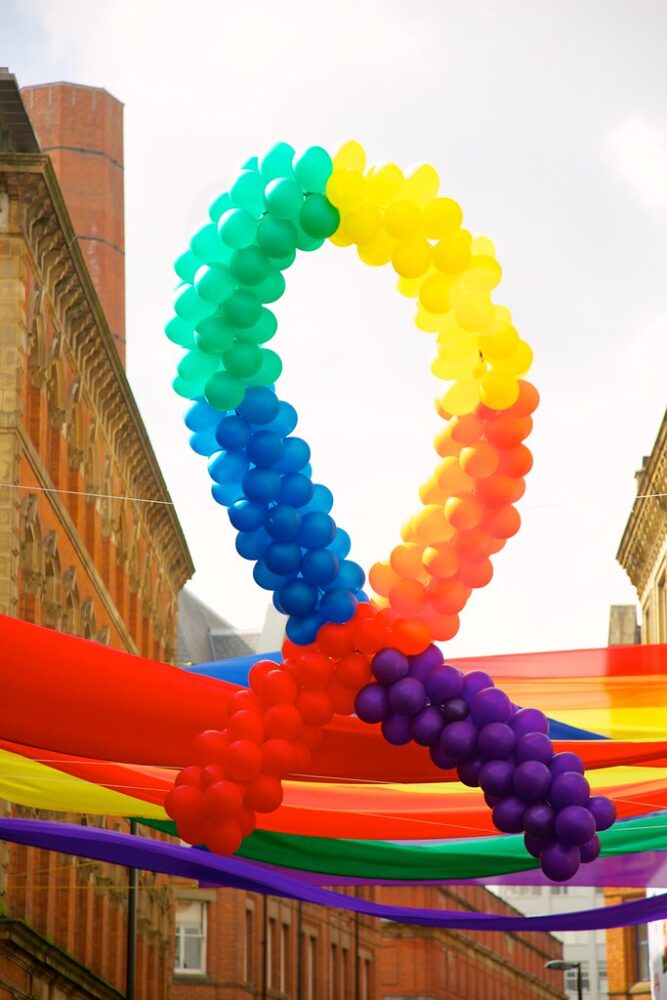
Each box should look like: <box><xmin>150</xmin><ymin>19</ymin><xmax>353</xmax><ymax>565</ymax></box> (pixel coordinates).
<box><xmin>4</xmin><ymin>0</ymin><xmax>667</xmax><ymax>656</ymax></box>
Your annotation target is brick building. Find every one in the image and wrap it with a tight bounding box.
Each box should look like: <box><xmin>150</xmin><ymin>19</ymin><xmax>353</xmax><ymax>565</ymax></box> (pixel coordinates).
<box><xmin>0</xmin><ymin>69</ymin><xmax>193</xmax><ymax>998</ymax></box>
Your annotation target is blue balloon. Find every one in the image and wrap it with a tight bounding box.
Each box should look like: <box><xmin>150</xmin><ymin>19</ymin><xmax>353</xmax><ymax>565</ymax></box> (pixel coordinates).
<box><xmin>266</xmin><ymin>401</ymin><xmax>298</xmax><ymax>437</ymax></box>
<box><xmin>272</xmin><ymin>590</ymin><xmax>287</xmax><ymax>614</ymax></box>
<box><xmin>185</xmin><ymin>398</ymin><xmax>223</xmax><ymax>431</ymax></box>
<box><xmin>208</xmin><ymin>450</ymin><xmax>250</xmax><ymax>485</ymax></box>
<box><xmin>278</xmin><ymin>579</ymin><xmax>318</xmax><ymax>617</ymax></box>
<box><xmin>302</xmin><ymin>463</ymin><xmax>313</xmax><ymax>479</ymax></box>
<box><xmin>264</xmin><ymin>541</ymin><xmax>302</xmax><ymax>575</ymax></box>
<box><xmin>242</xmin><ymin>468</ymin><xmax>281</xmax><ymax>503</ymax></box>
<box><xmin>216</xmin><ymin>415</ymin><xmax>252</xmax><ymax>451</ymax></box>
<box><xmin>329</xmin><ymin>528</ymin><xmax>351</xmax><ymax>559</ymax></box>
<box><xmin>247</xmin><ymin>430</ymin><xmax>284</xmax><ymax>467</ymax></box>
<box><xmin>228</xmin><ymin>499</ymin><xmax>267</xmax><ymax>532</ymax></box>
<box><xmin>236</xmin><ymin>528</ymin><xmax>270</xmax><ymax>561</ymax></box>
<box><xmin>265</xmin><ymin>504</ymin><xmax>301</xmax><ymax>541</ymax></box>
<box><xmin>285</xmin><ymin>612</ymin><xmax>323</xmax><ymax>645</ymax></box>
<box><xmin>279</xmin><ymin>473</ymin><xmax>314</xmax><ymax>508</ymax></box>
<box><xmin>298</xmin><ymin>511</ymin><xmax>336</xmax><ymax>549</ymax></box>
<box><xmin>253</xmin><ymin>559</ymin><xmax>290</xmax><ymax>591</ymax></box>
<box><xmin>189</xmin><ymin>426</ymin><xmax>219</xmax><ymax>456</ymax></box>
<box><xmin>211</xmin><ymin>482</ymin><xmax>244</xmax><ymax>507</ymax></box>
<box><xmin>274</xmin><ymin>437</ymin><xmax>311</xmax><ymax>474</ymax></box>
<box><xmin>320</xmin><ymin>587</ymin><xmax>357</xmax><ymax>624</ymax></box>
<box><xmin>355</xmin><ymin>590</ymin><xmax>370</xmax><ymax>603</ymax></box>
<box><xmin>300</xmin><ymin>548</ymin><xmax>339</xmax><ymax>586</ymax></box>
<box><xmin>237</xmin><ymin>385</ymin><xmax>280</xmax><ymax>425</ymax></box>
<box><xmin>333</xmin><ymin>559</ymin><xmax>365</xmax><ymax>591</ymax></box>
<box><xmin>301</xmin><ymin>484</ymin><xmax>334</xmax><ymax>514</ymax></box>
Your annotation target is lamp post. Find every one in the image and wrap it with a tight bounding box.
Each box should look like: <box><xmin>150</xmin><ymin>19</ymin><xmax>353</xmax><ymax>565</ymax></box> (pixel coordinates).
<box><xmin>544</xmin><ymin>959</ymin><xmax>583</xmax><ymax>1000</ymax></box>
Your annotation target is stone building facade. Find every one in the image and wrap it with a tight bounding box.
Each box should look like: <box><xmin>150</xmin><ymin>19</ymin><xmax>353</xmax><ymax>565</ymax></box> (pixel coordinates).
<box><xmin>0</xmin><ymin>70</ymin><xmax>193</xmax><ymax>999</ymax></box>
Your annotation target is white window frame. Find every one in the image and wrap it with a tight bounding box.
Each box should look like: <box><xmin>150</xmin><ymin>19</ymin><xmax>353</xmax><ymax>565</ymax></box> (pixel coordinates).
<box><xmin>174</xmin><ymin>900</ymin><xmax>207</xmax><ymax>975</ymax></box>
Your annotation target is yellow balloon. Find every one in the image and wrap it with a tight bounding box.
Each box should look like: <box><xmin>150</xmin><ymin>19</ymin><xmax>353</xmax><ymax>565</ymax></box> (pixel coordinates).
<box><xmin>437</xmin><ymin>332</ymin><xmax>479</xmax><ymax>361</ymax></box>
<box><xmin>333</xmin><ymin>140</ymin><xmax>367</xmax><ymax>173</ymax></box>
<box><xmin>491</xmin><ymin>339</ymin><xmax>533</xmax><ymax>376</ymax></box>
<box><xmin>431</xmin><ymin>354</ymin><xmax>481</xmax><ymax>380</ymax></box>
<box><xmin>459</xmin><ymin>255</ymin><xmax>503</xmax><ymax>293</ymax></box>
<box><xmin>326</xmin><ymin>168</ymin><xmax>366</xmax><ymax>210</ymax></box>
<box><xmin>384</xmin><ymin>200</ymin><xmax>422</xmax><ymax>239</ymax></box>
<box><xmin>345</xmin><ymin>204</ymin><xmax>382</xmax><ymax>244</ymax></box>
<box><xmin>419</xmin><ymin>273</ymin><xmax>454</xmax><ymax>314</ymax></box>
<box><xmin>471</xmin><ymin>235</ymin><xmax>496</xmax><ymax>257</ymax></box>
<box><xmin>366</xmin><ymin>162</ymin><xmax>405</xmax><ymax>205</ymax></box>
<box><xmin>479</xmin><ymin>371</ymin><xmax>520</xmax><ymax>409</ymax></box>
<box><xmin>440</xmin><ymin>378</ymin><xmax>481</xmax><ymax>415</ymax></box>
<box><xmin>392</xmin><ymin>237</ymin><xmax>431</xmax><ymax>278</ymax></box>
<box><xmin>357</xmin><ymin>230</ymin><xmax>395</xmax><ymax>267</ymax></box>
<box><xmin>415</xmin><ymin>305</ymin><xmax>449</xmax><ymax>333</ymax></box>
<box><xmin>478</xmin><ymin>324</ymin><xmax>519</xmax><ymax>360</ymax></box>
<box><xmin>397</xmin><ymin>274</ymin><xmax>426</xmax><ymax>299</ymax></box>
<box><xmin>404</xmin><ymin>164</ymin><xmax>440</xmax><ymax>205</ymax></box>
<box><xmin>422</xmin><ymin>197</ymin><xmax>463</xmax><ymax>239</ymax></box>
<box><xmin>433</xmin><ymin>232</ymin><xmax>472</xmax><ymax>274</ymax></box>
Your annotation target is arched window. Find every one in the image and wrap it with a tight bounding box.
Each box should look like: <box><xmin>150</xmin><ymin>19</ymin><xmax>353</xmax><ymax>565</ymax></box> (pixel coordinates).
<box><xmin>43</xmin><ymin>531</ymin><xmax>62</xmax><ymax>630</ymax></box>
<box><xmin>19</xmin><ymin>495</ymin><xmax>43</xmax><ymax>623</ymax></box>
<box><xmin>83</xmin><ymin>420</ymin><xmax>99</xmax><ymax>560</ymax></box>
<box><xmin>80</xmin><ymin>598</ymin><xmax>96</xmax><ymax>641</ymax></box>
<box><xmin>26</xmin><ymin>287</ymin><xmax>47</xmax><ymax>454</ymax></box>
<box><xmin>66</xmin><ymin>382</ymin><xmax>84</xmax><ymax>525</ymax></box>
<box><xmin>62</xmin><ymin>567</ymin><xmax>79</xmax><ymax>635</ymax></box>
<box><xmin>100</xmin><ymin>458</ymin><xmax>114</xmax><ymax>588</ymax></box>
<box><xmin>46</xmin><ymin>344</ymin><xmax>67</xmax><ymax>488</ymax></box>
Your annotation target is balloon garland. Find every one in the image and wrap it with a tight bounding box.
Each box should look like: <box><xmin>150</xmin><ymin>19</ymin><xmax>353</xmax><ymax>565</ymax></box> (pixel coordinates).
<box><xmin>163</xmin><ymin>141</ymin><xmax>615</xmax><ymax>882</ymax></box>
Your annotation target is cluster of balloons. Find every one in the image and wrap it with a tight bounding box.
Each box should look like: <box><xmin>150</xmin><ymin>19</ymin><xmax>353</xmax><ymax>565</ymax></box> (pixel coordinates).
<box><xmin>355</xmin><ymin>646</ymin><xmax>617</xmax><ymax>882</ymax></box>
<box><xmin>184</xmin><ymin>387</ymin><xmax>366</xmax><ymax>642</ymax></box>
<box><xmin>167</xmin><ymin>143</ymin><xmax>340</xmax><ymax>412</ymax></box>
<box><xmin>368</xmin><ymin>380</ymin><xmax>538</xmax><ymax>641</ymax></box>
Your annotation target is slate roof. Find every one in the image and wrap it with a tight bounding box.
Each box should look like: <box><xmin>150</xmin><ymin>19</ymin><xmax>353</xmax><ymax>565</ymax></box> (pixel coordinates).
<box><xmin>177</xmin><ymin>588</ymin><xmax>259</xmax><ymax>666</ymax></box>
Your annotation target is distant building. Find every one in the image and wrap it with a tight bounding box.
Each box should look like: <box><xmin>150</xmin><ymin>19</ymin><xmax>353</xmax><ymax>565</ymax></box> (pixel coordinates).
<box><xmin>177</xmin><ymin>587</ymin><xmax>260</xmax><ymax>664</ymax></box>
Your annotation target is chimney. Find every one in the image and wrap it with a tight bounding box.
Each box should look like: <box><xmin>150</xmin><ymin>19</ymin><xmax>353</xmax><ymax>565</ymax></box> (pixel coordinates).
<box><xmin>21</xmin><ymin>82</ymin><xmax>126</xmax><ymax>364</ymax></box>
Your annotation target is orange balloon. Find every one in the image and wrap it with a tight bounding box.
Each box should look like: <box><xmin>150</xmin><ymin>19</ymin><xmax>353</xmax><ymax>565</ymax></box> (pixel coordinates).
<box><xmin>427</xmin><ymin>578</ymin><xmax>472</xmax><ymax>614</ymax></box>
<box><xmin>457</xmin><ymin>557</ymin><xmax>494</xmax><ymax>589</ymax></box>
<box><xmin>434</xmin><ymin>426</ymin><xmax>462</xmax><ymax>458</ymax></box>
<box><xmin>444</xmin><ymin>495</ymin><xmax>484</xmax><ymax>530</ymax></box>
<box><xmin>415</xmin><ymin>505</ymin><xmax>453</xmax><ymax>543</ymax></box>
<box><xmin>422</xmin><ymin>544</ymin><xmax>460</xmax><ymax>579</ymax></box>
<box><xmin>390</xmin><ymin>543</ymin><xmax>426</xmax><ymax>579</ymax></box>
<box><xmin>389</xmin><ymin>618</ymin><xmax>432</xmax><ymax>655</ymax></box>
<box><xmin>389</xmin><ymin>579</ymin><xmax>428</xmax><ymax>616</ymax></box>
<box><xmin>498</xmin><ymin>444</ymin><xmax>533</xmax><ymax>477</ymax></box>
<box><xmin>368</xmin><ymin>561</ymin><xmax>398</xmax><ymax>597</ymax></box>
<box><xmin>450</xmin><ymin>413</ymin><xmax>485</xmax><ymax>444</ymax></box>
<box><xmin>475</xmin><ymin>474</ymin><xmax>525</xmax><ymax>509</ymax></box>
<box><xmin>419</xmin><ymin>478</ymin><xmax>446</xmax><ymax>505</ymax></box>
<box><xmin>485</xmin><ymin>414</ymin><xmax>533</xmax><ymax>449</ymax></box>
<box><xmin>420</xmin><ymin>605</ymin><xmax>460</xmax><ymax>641</ymax></box>
<box><xmin>508</xmin><ymin>380</ymin><xmax>540</xmax><ymax>416</ymax></box>
<box><xmin>451</xmin><ymin>527</ymin><xmax>494</xmax><ymax>556</ymax></box>
<box><xmin>336</xmin><ymin>652</ymin><xmax>373</xmax><ymax>689</ymax></box>
<box><xmin>484</xmin><ymin>505</ymin><xmax>521</xmax><ymax>539</ymax></box>
<box><xmin>435</xmin><ymin>456</ymin><xmax>474</xmax><ymax>495</ymax></box>
<box><xmin>459</xmin><ymin>442</ymin><xmax>499</xmax><ymax>479</ymax></box>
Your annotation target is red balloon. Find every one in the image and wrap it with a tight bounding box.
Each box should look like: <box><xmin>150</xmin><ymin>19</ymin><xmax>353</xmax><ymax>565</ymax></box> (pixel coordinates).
<box><xmin>508</xmin><ymin>380</ymin><xmax>539</xmax><ymax>416</ymax></box>
<box><xmin>458</xmin><ymin>557</ymin><xmax>494</xmax><ymax>589</ymax></box>
<box><xmin>201</xmin><ymin>764</ymin><xmax>226</xmax><ymax>789</ymax></box>
<box><xmin>245</xmin><ymin>774</ymin><xmax>284</xmax><ymax>812</ymax></box>
<box><xmin>192</xmin><ymin>729</ymin><xmax>228</xmax><ymax>766</ymax></box>
<box><xmin>259</xmin><ymin>668</ymin><xmax>299</xmax><ymax>706</ymax></box>
<box><xmin>389</xmin><ymin>618</ymin><xmax>432</xmax><ymax>655</ymax></box>
<box><xmin>263</xmin><ymin>703</ymin><xmax>303</xmax><ymax>740</ymax></box>
<box><xmin>484</xmin><ymin>506</ymin><xmax>521</xmax><ymax>539</ymax></box>
<box><xmin>300</xmin><ymin>725</ymin><xmax>323</xmax><ymax>750</ymax></box>
<box><xmin>498</xmin><ymin>444</ymin><xmax>533</xmax><ymax>478</ymax></box>
<box><xmin>227</xmin><ymin>709</ymin><xmax>265</xmax><ymax>743</ymax></box>
<box><xmin>427</xmin><ymin>578</ymin><xmax>471</xmax><ymax>614</ymax></box>
<box><xmin>223</xmin><ymin>739</ymin><xmax>263</xmax><ymax>782</ymax></box>
<box><xmin>290</xmin><ymin>741</ymin><xmax>313</xmax><ymax>772</ymax></box>
<box><xmin>177</xmin><ymin>818</ymin><xmax>206</xmax><ymax>847</ymax></box>
<box><xmin>485</xmin><ymin>415</ymin><xmax>532</xmax><ymax>449</ymax></box>
<box><xmin>336</xmin><ymin>652</ymin><xmax>372</xmax><ymax>690</ymax></box>
<box><xmin>328</xmin><ymin>679</ymin><xmax>357</xmax><ymax>716</ymax></box>
<box><xmin>282</xmin><ymin>637</ymin><xmax>315</xmax><ymax>660</ymax></box>
<box><xmin>295</xmin><ymin>689</ymin><xmax>334</xmax><ymax>726</ymax></box>
<box><xmin>164</xmin><ymin>783</ymin><xmax>204</xmax><ymax>823</ymax></box>
<box><xmin>226</xmin><ymin>688</ymin><xmax>262</xmax><ymax>715</ymax></box>
<box><xmin>475</xmin><ymin>474</ymin><xmax>525</xmax><ymax>509</ymax></box>
<box><xmin>261</xmin><ymin>737</ymin><xmax>295</xmax><ymax>777</ymax></box>
<box><xmin>315</xmin><ymin>621</ymin><xmax>356</xmax><ymax>658</ymax></box>
<box><xmin>204</xmin><ymin>780</ymin><xmax>244</xmax><ymax>821</ymax></box>
<box><xmin>353</xmin><ymin>613</ymin><xmax>389</xmax><ymax>653</ymax></box>
<box><xmin>292</xmin><ymin>651</ymin><xmax>334</xmax><ymax>688</ymax></box>
<box><xmin>204</xmin><ymin>819</ymin><xmax>243</xmax><ymax>856</ymax></box>
<box><xmin>249</xmin><ymin>659</ymin><xmax>278</xmax><ymax>694</ymax></box>
<box><xmin>238</xmin><ymin>804</ymin><xmax>256</xmax><ymax>837</ymax></box>
<box><xmin>175</xmin><ymin>765</ymin><xmax>202</xmax><ymax>788</ymax></box>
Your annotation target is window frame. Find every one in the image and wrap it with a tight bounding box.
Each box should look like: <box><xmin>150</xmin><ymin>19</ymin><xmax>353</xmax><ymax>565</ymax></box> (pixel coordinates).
<box><xmin>174</xmin><ymin>899</ymin><xmax>207</xmax><ymax>976</ymax></box>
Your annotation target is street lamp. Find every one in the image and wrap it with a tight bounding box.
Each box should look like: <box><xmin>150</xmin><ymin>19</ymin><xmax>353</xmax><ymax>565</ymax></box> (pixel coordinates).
<box><xmin>544</xmin><ymin>960</ymin><xmax>583</xmax><ymax>1000</ymax></box>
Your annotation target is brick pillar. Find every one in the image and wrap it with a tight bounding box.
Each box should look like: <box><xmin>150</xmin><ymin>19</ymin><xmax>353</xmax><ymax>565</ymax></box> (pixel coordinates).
<box><xmin>20</xmin><ymin>82</ymin><xmax>126</xmax><ymax>364</ymax></box>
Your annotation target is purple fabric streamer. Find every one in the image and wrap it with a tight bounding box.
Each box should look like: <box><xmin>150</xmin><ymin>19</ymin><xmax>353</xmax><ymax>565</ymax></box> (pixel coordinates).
<box><xmin>0</xmin><ymin>817</ymin><xmax>665</xmax><ymax>930</ymax></box>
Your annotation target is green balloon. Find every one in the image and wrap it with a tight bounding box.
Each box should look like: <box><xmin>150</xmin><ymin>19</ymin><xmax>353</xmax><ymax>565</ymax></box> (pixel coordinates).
<box><xmin>194</xmin><ymin>264</ymin><xmax>236</xmax><ymax>304</ymax></box>
<box><xmin>174</xmin><ymin>250</ymin><xmax>199</xmax><ymax>282</ymax></box>
<box><xmin>270</xmin><ymin>248</ymin><xmax>297</xmax><ymax>271</ymax></box>
<box><xmin>259</xmin><ymin>142</ymin><xmax>295</xmax><ymax>182</ymax></box>
<box><xmin>223</xmin><ymin>341</ymin><xmax>263</xmax><ymax>378</ymax></box>
<box><xmin>190</xmin><ymin>223</ymin><xmax>227</xmax><ymax>263</ymax></box>
<box><xmin>165</xmin><ymin>317</ymin><xmax>196</xmax><ymax>349</ymax></box>
<box><xmin>230</xmin><ymin>169</ymin><xmax>265</xmax><ymax>215</ymax></box>
<box><xmin>221</xmin><ymin>288</ymin><xmax>262</xmax><ymax>329</ymax></box>
<box><xmin>218</xmin><ymin>209</ymin><xmax>257</xmax><ymax>250</ymax></box>
<box><xmin>299</xmin><ymin>194</ymin><xmax>340</xmax><ymax>239</ymax></box>
<box><xmin>257</xmin><ymin>216</ymin><xmax>297</xmax><ymax>258</ymax></box>
<box><xmin>194</xmin><ymin>315</ymin><xmax>235</xmax><ymax>355</ymax></box>
<box><xmin>237</xmin><ymin>308</ymin><xmax>278</xmax><ymax>345</ymax></box>
<box><xmin>208</xmin><ymin>191</ymin><xmax>232</xmax><ymax>222</ymax></box>
<box><xmin>243</xmin><ymin>348</ymin><xmax>283</xmax><ymax>386</ymax></box>
<box><xmin>229</xmin><ymin>247</ymin><xmax>270</xmax><ymax>286</ymax></box>
<box><xmin>177</xmin><ymin>348</ymin><xmax>220</xmax><ymax>381</ymax></box>
<box><xmin>264</xmin><ymin>177</ymin><xmax>303</xmax><ymax>220</ymax></box>
<box><xmin>174</xmin><ymin>285</ymin><xmax>212</xmax><ymax>323</ymax></box>
<box><xmin>254</xmin><ymin>270</ymin><xmax>286</xmax><ymax>304</ymax></box>
<box><xmin>204</xmin><ymin>371</ymin><xmax>245</xmax><ymax>411</ymax></box>
<box><xmin>294</xmin><ymin>221</ymin><xmax>324</xmax><ymax>252</ymax></box>
<box><xmin>293</xmin><ymin>146</ymin><xmax>333</xmax><ymax>194</ymax></box>
<box><xmin>172</xmin><ymin>374</ymin><xmax>203</xmax><ymax>400</ymax></box>
<box><xmin>243</xmin><ymin>155</ymin><xmax>259</xmax><ymax>170</ymax></box>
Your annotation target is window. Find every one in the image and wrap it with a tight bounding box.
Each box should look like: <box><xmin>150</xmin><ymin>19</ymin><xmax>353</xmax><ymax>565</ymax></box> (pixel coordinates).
<box><xmin>341</xmin><ymin>945</ymin><xmax>349</xmax><ymax>999</ymax></box>
<box><xmin>244</xmin><ymin>906</ymin><xmax>254</xmax><ymax>984</ymax></box>
<box><xmin>659</xmin><ymin>576</ymin><xmax>667</xmax><ymax>642</ymax></box>
<box><xmin>361</xmin><ymin>957</ymin><xmax>372</xmax><ymax>1000</ymax></box>
<box><xmin>267</xmin><ymin>917</ymin><xmax>276</xmax><ymax>989</ymax></box>
<box><xmin>564</xmin><ymin>963</ymin><xmax>589</xmax><ymax>995</ymax></box>
<box><xmin>280</xmin><ymin>923</ymin><xmax>290</xmax><ymax>993</ymax></box>
<box><xmin>330</xmin><ymin>943</ymin><xmax>339</xmax><ymax>1000</ymax></box>
<box><xmin>635</xmin><ymin>923</ymin><xmax>650</xmax><ymax>981</ymax></box>
<box><xmin>306</xmin><ymin>936</ymin><xmax>318</xmax><ymax>1000</ymax></box>
<box><xmin>598</xmin><ymin>958</ymin><xmax>608</xmax><ymax>995</ymax></box>
<box><xmin>174</xmin><ymin>900</ymin><xmax>207</xmax><ymax>974</ymax></box>
<box><xmin>644</xmin><ymin>606</ymin><xmax>651</xmax><ymax>643</ymax></box>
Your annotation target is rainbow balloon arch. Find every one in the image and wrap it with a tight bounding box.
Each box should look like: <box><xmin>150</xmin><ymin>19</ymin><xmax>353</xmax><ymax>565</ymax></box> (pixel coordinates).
<box><xmin>1</xmin><ymin>140</ymin><xmax>667</xmax><ymax>931</ymax></box>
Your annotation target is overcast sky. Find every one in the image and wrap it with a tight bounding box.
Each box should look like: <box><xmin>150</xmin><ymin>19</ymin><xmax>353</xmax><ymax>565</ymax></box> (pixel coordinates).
<box><xmin>4</xmin><ymin>0</ymin><xmax>667</xmax><ymax>656</ymax></box>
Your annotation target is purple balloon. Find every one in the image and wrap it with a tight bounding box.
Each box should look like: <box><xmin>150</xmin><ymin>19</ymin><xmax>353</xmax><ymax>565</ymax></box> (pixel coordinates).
<box><xmin>410</xmin><ymin>706</ymin><xmax>445</xmax><ymax>747</ymax></box>
<box><xmin>515</xmin><ymin>732</ymin><xmax>553</xmax><ymax>765</ymax></box>
<box><xmin>425</xmin><ymin>664</ymin><xmax>463</xmax><ymax>705</ymax></box>
<box><xmin>408</xmin><ymin>645</ymin><xmax>443</xmax><ymax>682</ymax></box>
<box><xmin>580</xmin><ymin>834</ymin><xmax>601</xmax><ymax>863</ymax></box>
<box><xmin>442</xmin><ymin>698</ymin><xmax>469</xmax><ymax>723</ymax></box>
<box><xmin>461</xmin><ymin>670</ymin><xmax>494</xmax><ymax>701</ymax></box>
<box><xmin>429</xmin><ymin>741</ymin><xmax>457</xmax><ymax>771</ymax></box>
<box><xmin>484</xmin><ymin>791</ymin><xmax>500</xmax><ymax>808</ymax></box>
<box><xmin>513</xmin><ymin>761</ymin><xmax>552</xmax><ymax>803</ymax></box>
<box><xmin>469</xmin><ymin>688</ymin><xmax>512</xmax><ymax>727</ymax></box>
<box><xmin>555</xmin><ymin>805</ymin><xmax>597</xmax><ymax>847</ymax></box>
<box><xmin>354</xmin><ymin>684</ymin><xmax>389</xmax><ymax>724</ymax></box>
<box><xmin>524</xmin><ymin>833</ymin><xmax>549</xmax><ymax>859</ymax></box>
<box><xmin>550</xmin><ymin>771</ymin><xmax>590</xmax><ymax>811</ymax></box>
<box><xmin>523</xmin><ymin>802</ymin><xmax>556</xmax><ymax>840</ymax></box>
<box><xmin>492</xmin><ymin>795</ymin><xmax>525</xmax><ymax>834</ymax></box>
<box><xmin>441</xmin><ymin>720</ymin><xmax>478</xmax><ymax>761</ymax></box>
<box><xmin>479</xmin><ymin>759</ymin><xmax>515</xmax><ymax>798</ymax></box>
<box><xmin>371</xmin><ymin>648</ymin><xmax>409</xmax><ymax>686</ymax></box>
<box><xmin>388</xmin><ymin>677</ymin><xmax>427</xmax><ymax>717</ymax></box>
<box><xmin>458</xmin><ymin>757</ymin><xmax>483</xmax><ymax>788</ymax></box>
<box><xmin>540</xmin><ymin>841</ymin><xmax>580</xmax><ymax>882</ymax></box>
<box><xmin>588</xmin><ymin>795</ymin><xmax>616</xmax><ymax>832</ymax></box>
<box><xmin>510</xmin><ymin>707</ymin><xmax>549</xmax><ymax>737</ymax></box>
<box><xmin>381</xmin><ymin>714</ymin><xmax>412</xmax><ymax>746</ymax></box>
<box><xmin>550</xmin><ymin>751</ymin><xmax>585</xmax><ymax>778</ymax></box>
<box><xmin>478</xmin><ymin>722</ymin><xmax>516</xmax><ymax>761</ymax></box>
